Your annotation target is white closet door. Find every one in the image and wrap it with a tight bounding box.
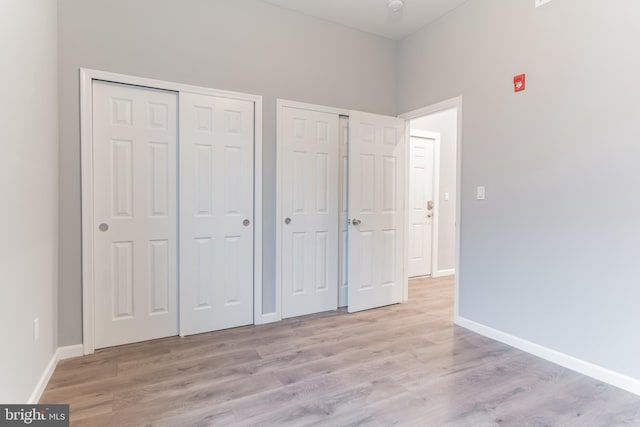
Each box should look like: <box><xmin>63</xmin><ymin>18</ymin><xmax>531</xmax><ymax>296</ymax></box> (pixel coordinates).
<box><xmin>281</xmin><ymin>107</ymin><xmax>340</xmax><ymax>319</ymax></box>
<box><xmin>180</xmin><ymin>92</ymin><xmax>254</xmax><ymax>336</ymax></box>
<box><xmin>348</xmin><ymin>111</ymin><xmax>405</xmax><ymax>313</ymax></box>
<box><xmin>93</xmin><ymin>81</ymin><xmax>178</xmax><ymax>349</ymax></box>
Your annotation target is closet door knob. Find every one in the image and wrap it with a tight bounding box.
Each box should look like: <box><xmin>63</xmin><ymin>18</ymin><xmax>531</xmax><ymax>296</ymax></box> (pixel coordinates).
<box><xmin>99</xmin><ymin>223</ymin><xmax>109</xmax><ymax>232</ymax></box>
<box><xmin>243</xmin><ymin>219</ymin><xmax>250</xmax><ymax>226</ymax></box>
<box><xmin>352</xmin><ymin>218</ymin><xmax>362</xmax><ymax>226</ymax></box>
<box><xmin>284</xmin><ymin>218</ymin><xmax>291</xmax><ymax>225</ymax></box>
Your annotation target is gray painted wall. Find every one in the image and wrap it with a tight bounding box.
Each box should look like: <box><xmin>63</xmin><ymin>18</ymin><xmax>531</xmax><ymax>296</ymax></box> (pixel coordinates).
<box><xmin>398</xmin><ymin>0</ymin><xmax>640</xmax><ymax>378</ymax></box>
<box><xmin>1</xmin><ymin>0</ymin><xmax>59</xmax><ymax>402</ymax></box>
<box><xmin>57</xmin><ymin>0</ymin><xmax>397</xmax><ymax>345</ymax></box>
<box><xmin>412</xmin><ymin>109</ymin><xmax>457</xmax><ymax>272</ymax></box>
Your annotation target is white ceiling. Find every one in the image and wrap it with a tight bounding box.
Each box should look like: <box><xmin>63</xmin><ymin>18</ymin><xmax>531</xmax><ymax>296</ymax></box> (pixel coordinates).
<box><xmin>260</xmin><ymin>0</ymin><xmax>469</xmax><ymax>41</ymax></box>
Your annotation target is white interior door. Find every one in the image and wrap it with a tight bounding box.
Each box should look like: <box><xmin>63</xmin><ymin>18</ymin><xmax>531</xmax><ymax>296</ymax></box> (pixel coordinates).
<box><xmin>93</xmin><ymin>81</ymin><xmax>178</xmax><ymax>349</ymax></box>
<box><xmin>179</xmin><ymin>92</ymin><xmax>254</xmax><ymax>336</ymax></box>
<box><xmin>408</xmin><ymin>136</ymin><xmax>436</xmax><ymax>277</ymax></box>
<box><xmin>281</xmin><ymin>106</ymin><xmax>340</xmax><ymax>319</ymax></box>
<box><xmin>347</xmin><ymin>111</ymin><xmax>405</xmax><ymax>313</ymax></box>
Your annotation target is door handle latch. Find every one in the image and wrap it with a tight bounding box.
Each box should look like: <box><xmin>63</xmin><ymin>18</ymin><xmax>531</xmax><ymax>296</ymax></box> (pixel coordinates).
<box><xmin>351</xmin><ymin>218</ymin><xmax>362</xmax><ymax>226</ymax></box>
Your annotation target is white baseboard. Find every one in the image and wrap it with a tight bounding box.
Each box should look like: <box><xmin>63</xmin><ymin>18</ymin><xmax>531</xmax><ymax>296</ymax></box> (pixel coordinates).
<box><xmin>28</xmin><ymin>351</ymin><xmax>57</xmax><ymax>404</ymax></box>
<box><xmin>256</xmin><ymin>312</ymin><xmax>281</xmax><ymax>325</ymax></box>
<box><xmin>57</xmin><ymin>344</ymin><xmax>84</xmax><ymax>361</ymax></box>
<box><xmin>434</xmin><ymin>268</ymin><xmax>455</xmax><ymax>278</ymax></box>
<box><xmin>455</xmin><ymin>315</ymin><xmax>640</xmax><ymax>396</ymax></box>
<box><xmin>28</xmin><ymin>345</ymin><xmax>85</xmax><ymax>404</ymax></box>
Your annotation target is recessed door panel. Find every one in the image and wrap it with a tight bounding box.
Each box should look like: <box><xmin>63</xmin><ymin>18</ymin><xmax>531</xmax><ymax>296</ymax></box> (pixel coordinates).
<box><xmin>93</xmin><ymin>81</ymin><xmax>178</xmax><ymax>349</ymax></box>
<box><xmin>281</xmin><ymin>107</ymin><xmax>340</xmax><ymax>319</ymax></box>
<box><xmin>148</xmin><ymin>239</ymin><xmax>169</xmax><ymax>315</ymax></box>
<box><xmin>112</xmin><ymin>241</ymin><xmax>134</xmax><ymax>319</ymax></box>
<box><xmin>111</xmin><ymin>139</ymin><xmax>133</xmax><ymax>218</ymax></box>
<box><xmin>148</xmin><ymin>142</ymin><xmax>169</xmax><ymax>217</ymax></box>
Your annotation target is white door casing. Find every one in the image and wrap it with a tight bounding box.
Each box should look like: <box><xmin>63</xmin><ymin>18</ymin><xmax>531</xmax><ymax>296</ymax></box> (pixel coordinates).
<box><xmin>338</xmin><ymin>116</ymin><xmax>349</xmax><ymax>308</ymax></box>
<box><xmin>93</xmin><ymin>81</ymin><xmax>178</xmax><ymax>349</ymax></box>
<box><xmin>408</xmin><ymin>135</ymin><xmax>438</xmax><ymax>277</ymax></box>
<box><xmin>179</xmin><ymin>92</ymin><xmax>255</xmax><ymax>335</ymax></box>
<box><xmin>280</xmin><ymin>106</ymin><xmax>340</xmax><ymax>319</ymax></box>
<box><xmin>348</xmin><ymin>111</ymin><xmax>406</xmax><ymax>313</ymax></box>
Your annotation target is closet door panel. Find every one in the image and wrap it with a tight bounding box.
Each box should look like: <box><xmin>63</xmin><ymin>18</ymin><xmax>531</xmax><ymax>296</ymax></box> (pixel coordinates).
<box><xmin>180</xmin><ymin>92</ymin><xmax>254</xmax><ymax>335</ymax></box>
<box><xmin>280</xmin><ymin>106</ymin><xmax>340</xmax><ymax>319</ymax></box>
<box><xmin>93</xmin><ymin>81</ymin><xmax>178</xmax><ymax>349</ymax></box>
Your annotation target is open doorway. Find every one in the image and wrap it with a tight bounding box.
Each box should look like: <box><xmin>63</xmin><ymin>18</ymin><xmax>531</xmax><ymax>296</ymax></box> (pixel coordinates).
<box><xmin>401</xmin><ymin>97</ymin><xmax>462</xmax><ymax>311</ymax></box>
<box><xmin>409</xmin><ymin>108</ymin><xmax>457</xmax><ymax>278</ymax></box>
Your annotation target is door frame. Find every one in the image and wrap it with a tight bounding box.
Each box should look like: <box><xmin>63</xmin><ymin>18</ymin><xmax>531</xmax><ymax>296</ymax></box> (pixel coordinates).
<box><xmin>399</xmin><ymin>96</ymin><xmax>462</xmax><ymax>317</ymax></box>
<box><xmin>408</xmin><ymin>129</ymin><xmax>441</xmax><ymax>279</ymax></box>
<box><xmin>273</xmin><ymin>99</ymin><xmax>349</xmax><ymax>323</ymax></box>
<box><xmin>80</xmin><ymin>68</ymin><xmax>263</xmax><ymax>354</ymax></box>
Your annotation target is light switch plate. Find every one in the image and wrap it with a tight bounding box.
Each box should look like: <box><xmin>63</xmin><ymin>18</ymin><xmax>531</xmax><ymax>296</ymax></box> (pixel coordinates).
<box><xmin>477</xmin><ymin>186</ymin><xmax>486</xmax><ymax>200</ymax></box>
<box><xmin>535</xmin><ymin>0</ymin><xmax>552</xmax><ymax>8</ymax></box>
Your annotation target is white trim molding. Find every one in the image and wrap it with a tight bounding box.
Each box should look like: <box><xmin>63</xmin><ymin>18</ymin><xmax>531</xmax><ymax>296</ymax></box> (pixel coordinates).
<box><xmin>258</xmin><ymin>312</ymin><xmax>281</xmax><ymax>325</ymax></box>
<box><xmin>434</xmin><ymin>268</ymin><xmax>455</xmax><ymax>278</ymax></box>
<box><xmin>57</xmin><ymin>344</ymin><xmax>84</xmax><ymax>361</ymax></box>
<box><xmin>28</xmin><ymin>352</ymin><xmax>57</xmax><ymax>404</ymax></box>
<box><xmin>455</xmin><ymin>316</ymin><xmax>640</xmax><ymax>397</ymax></box>
<box><xmin>28</xmin><ymin>345</ymin><xmax>84</xmax><ymax>404</ymax></box>
<box><xmin>80</xmin><ymin>68</ymin><xmax>264</xmax><ymax>350</ymax></box>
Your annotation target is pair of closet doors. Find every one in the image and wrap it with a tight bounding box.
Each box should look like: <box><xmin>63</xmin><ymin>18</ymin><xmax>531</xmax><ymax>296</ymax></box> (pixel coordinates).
<box><xmin>278</xmin><ymin>101</ymin><xmax>406</xmax><ymax>318</ymax></box>
<box><xmin>90</xmin><ymin>80</ymin><xmax>256</xmax><ymax>349</ymax></box>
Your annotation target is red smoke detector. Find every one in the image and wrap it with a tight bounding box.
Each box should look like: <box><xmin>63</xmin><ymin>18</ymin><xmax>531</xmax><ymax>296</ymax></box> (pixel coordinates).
<box><xmin>514</xmin><ymin>74</ymin><xmax>526</xmax><ymax>92</ymax></box>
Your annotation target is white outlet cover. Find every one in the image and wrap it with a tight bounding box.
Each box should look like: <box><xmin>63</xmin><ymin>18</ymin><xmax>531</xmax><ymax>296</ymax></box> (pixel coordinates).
<box><xmin>477</xmin><ymin>186</ymin><xmax>486</xmax><ymax>200</ymax></box>
<box><xmin>535</xmin><ymin>0</ymin><xmax>552</xmax><ymax>8</ymax></box>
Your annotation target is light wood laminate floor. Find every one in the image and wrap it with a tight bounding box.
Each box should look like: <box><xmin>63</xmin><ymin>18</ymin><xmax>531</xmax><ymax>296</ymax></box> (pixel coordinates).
<box><xmin>42</xmin><ymin>277</ymin><xmax>640</xmax><ymax>426</ymax></box>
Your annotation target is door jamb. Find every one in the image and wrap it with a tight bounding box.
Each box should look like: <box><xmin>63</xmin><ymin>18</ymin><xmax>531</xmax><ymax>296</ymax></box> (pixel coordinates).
<box><xmin>408</xmin><ymin>130</ymin><xmax>441</xmax><ymax>279</ymax></box>
<box><xmin>80</xmin><ymin>68</ymin><xmax>263</xmax><ymax>354</ymax></box>
<box><xmin>399</xmin><ymin>96</ymin><xmax>462</xmax><ymax>318</ymax></box>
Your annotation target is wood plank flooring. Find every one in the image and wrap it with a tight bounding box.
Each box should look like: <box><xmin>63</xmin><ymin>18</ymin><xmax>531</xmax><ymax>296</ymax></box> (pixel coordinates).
<box><xmin>41</xmin><ymin>277</ymin><xmax>640</xmax><ymax>426</ymax></box>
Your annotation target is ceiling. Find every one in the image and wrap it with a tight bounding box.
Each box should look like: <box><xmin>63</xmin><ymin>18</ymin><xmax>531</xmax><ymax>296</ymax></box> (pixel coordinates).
<box><xmin>260</xmin><ymin>0</ymin><xmax>469</xmax><ymax>41</ymax></box>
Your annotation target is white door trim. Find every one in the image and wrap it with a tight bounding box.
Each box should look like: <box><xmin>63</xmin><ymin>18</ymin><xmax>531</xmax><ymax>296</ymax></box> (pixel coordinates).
<box><xmin>408</xmin><ymin>130</ymin><xmax>441</xmax><ymax>279</ymax></box>
<box><xmin>274</xmin><ymin>99</ymin><xmax>349</xmax><ymax>323</ymax></box>
<box><xmin>399</xmin><ymin>96</ymin><xmax>463</xmax><ymax>318</ymax></box>
<box><xmin>80</xmin><ymin>68</ymin><xmax>264</xmax><ymax>354</ymax></box>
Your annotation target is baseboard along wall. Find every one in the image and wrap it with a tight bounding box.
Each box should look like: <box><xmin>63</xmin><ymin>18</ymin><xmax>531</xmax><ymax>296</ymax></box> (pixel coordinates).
<box><xmin>455</xmin><ymin>316</ymin><xmax>640</xmax><ymax>397</ymax></box>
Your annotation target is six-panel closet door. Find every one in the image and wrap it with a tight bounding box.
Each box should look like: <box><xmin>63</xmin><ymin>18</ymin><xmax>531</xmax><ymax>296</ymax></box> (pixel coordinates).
<box><xmin>280</xmin><ymin>106</ymin><xmax>340</xmax><ymax>319</ymax></box>
<box><xmin>93</xmin><ymin>81</ymin><xmax>179</xmax><ymax>349</ymax></box>
<box><xmin>179</xmin><ymin>92</ymin><xmax>255</xmax><ymax>335</ymax></box>
<box><xmin>347</xmin><ymin>111</ymin><xmax>405</xmax><ymax>313</ymax></box>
